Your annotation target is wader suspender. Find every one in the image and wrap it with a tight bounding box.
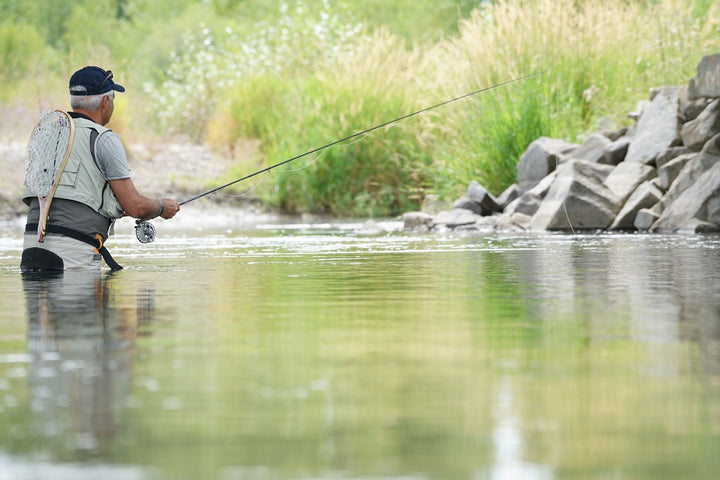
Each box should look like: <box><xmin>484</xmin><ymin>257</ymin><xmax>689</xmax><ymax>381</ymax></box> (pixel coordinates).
<box><xmin>25</xmin><ymin>127</ymin><xmax>124</xmax><ymax>271</ymax></box>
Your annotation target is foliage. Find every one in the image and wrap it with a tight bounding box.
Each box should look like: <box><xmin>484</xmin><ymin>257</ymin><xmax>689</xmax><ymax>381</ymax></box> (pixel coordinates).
<box><xmin>1</xmin><ymin>0</ymin><xmax>720</xmax><ymax>215</ymax></box>
<box><xmin>145</xmin><ymin>0</ymin><xmax>365</xmax><ymax>141</ymax></box>
<box><xmin>224</xmin><ymin>31</ymin><xmax>433</xmax><ymax>216</ymax></box>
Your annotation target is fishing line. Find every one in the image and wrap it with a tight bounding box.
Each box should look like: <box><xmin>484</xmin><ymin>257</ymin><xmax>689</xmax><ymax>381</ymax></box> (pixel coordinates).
<box><xmin>178</xmin><ymin>70</ymin><xmax>546</xmax><ymax>206</ymax></box>
<box><xmin>134</xmin><ymin>71</ymin><xmax>545</xmax><ymax>243</ymax></box>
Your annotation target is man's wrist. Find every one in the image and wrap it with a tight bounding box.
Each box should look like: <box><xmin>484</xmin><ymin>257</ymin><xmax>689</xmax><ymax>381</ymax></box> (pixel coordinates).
<box><xmin>155</xmin><ymin>199</ymin><xmax>164</xmax><ymax>218</ymax></box>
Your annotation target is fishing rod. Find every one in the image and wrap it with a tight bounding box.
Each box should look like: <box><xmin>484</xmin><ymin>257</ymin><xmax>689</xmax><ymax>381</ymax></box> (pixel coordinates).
<box><xmin>134</xmin><ymin>71</ymin><xmax>544</xmax><ymax>243</ymax></box>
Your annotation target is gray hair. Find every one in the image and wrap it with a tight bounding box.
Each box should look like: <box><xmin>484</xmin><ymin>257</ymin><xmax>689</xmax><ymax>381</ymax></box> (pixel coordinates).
<box><xmin>70</xmin><ymin>87</ymin><xmax>114</xmax><ymax>111</ymax></box>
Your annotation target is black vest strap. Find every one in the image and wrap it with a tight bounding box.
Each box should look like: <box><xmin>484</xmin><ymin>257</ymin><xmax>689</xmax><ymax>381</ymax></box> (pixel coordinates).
<box><xmin>25</xmin><ymin>223</ymin><xmax>123</xmax><ymax>271</ymax></box>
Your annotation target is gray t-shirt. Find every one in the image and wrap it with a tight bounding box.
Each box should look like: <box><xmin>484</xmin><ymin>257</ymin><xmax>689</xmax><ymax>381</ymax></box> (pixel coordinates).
<box><xmin>95</xmin><ymin>130</ymin><xmax>131</xmax><ymax>180</ymax></box>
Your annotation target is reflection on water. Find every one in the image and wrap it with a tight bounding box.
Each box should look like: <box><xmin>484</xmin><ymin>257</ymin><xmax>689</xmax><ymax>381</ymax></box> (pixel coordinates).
<box><xmin>0</xmin><ymin>224</ymin><xmax>718</xmax><ymax>480</ymax></box>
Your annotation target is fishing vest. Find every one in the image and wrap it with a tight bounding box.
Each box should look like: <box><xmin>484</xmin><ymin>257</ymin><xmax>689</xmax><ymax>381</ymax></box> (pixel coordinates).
<box><xmin>23</xmin><ymin>117</ymin><xmax>124</xmax><ymax>219</ymax></box>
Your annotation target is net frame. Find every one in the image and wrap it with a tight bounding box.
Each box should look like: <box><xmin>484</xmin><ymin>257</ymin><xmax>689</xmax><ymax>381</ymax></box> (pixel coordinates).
<box><xmin>25</xmin><ymin>110</ymin><xmax>75</xmax><ymax>242</ymax></box>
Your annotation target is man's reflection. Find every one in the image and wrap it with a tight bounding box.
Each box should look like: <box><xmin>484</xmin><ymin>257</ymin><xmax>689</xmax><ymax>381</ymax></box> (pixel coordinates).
<box><xmin>22</xmin><ymin>270</ymin><xmax>154</xmax><ymax>458</ymax></box>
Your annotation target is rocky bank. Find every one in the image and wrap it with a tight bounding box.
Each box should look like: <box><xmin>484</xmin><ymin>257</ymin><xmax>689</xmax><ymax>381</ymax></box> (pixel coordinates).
<box><xmin>404</xmin><ymin>53</ymin><xmax>720</xmax><ymax>234</ymax></box>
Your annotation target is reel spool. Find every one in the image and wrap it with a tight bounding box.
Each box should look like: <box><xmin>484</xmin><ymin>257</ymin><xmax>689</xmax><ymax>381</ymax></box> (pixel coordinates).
<box><xmin>135</xmin><ymin>220</ymin><xmax>156</xmax><ymax>243</ymax></box>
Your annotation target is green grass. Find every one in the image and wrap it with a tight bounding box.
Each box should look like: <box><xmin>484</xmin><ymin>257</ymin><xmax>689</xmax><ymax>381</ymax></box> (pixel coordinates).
<box><xmin>1</xmin><ymin>0</ymin><xmax>719</xmax><ymax>216</ymax></box>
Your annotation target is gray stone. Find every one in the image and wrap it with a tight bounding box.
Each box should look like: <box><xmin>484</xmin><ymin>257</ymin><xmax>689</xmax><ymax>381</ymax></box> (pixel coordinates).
<box><xmin>495</xmin><ymin>212</ymin><xmax>532</xmax><ymax>232</ymax></box>
<box><xmin>516</xmin><ymin>137</ymin><xmax>577</xmax><ymax>192</ymax></box>
<box><xmin>609</xmin><ymin>181</ymin><xmax>664</xmax><ymax>230</ymax></box>
<box><xmin>402</xmin><ymin>211</ymin><xmax>434</xmax><ymax>230</ymax></box>
<box><xmin>603</xmin><ymin>161</ymin><xmax>657</xmax><ymax>205</ymax></box>
<box><xmin>569</xmin><ymin>133</ymin><xmax>611</xmax><ymax>163</ymax></box>
<box><xmin>688</xmin><ymin>53</ymin><xmax>720</xmax><ymax>100</ymax></box>
<box><xmin>432</xmin><ymin>208</ymin><xmax>483</xmax><ymax>229</ymax></box>
<box><xmin>600</xmin><ymin>137</ymin><xmax>631</xmax><ymax>165</ymax></box>
<box><xmin>467</xmin><ymin>180</ymin><xmax>501</xmax><ymax>214</ymax></box>
<box><xmin>702</xmin><ymin>132</ymin><xmax>720</xmax><ymax>157</ymax></box>
<box><xmin>656</xmin><ymin>147</ymin><xmax>692</xmax><ymax>169</ymax></box>
<box><xmin>656</xmin><ymin>152</ymin><xmax>719</xmax><ymax>212</ymax></box>
<box><xmin>495</xmin><ymin>184</ymin><xmax>520</xmax><ymax>210</ymax></box>
<box><xmin>652</xmin><ymin>161</ymin><xmax>720</xmax><ymax>232</ymax></box>
<box><xmin>657</xmin><ymin>153</ymin><xmax>694</xmax><ymax>190</ymax></box>
<box><xmin>530</xmin><ymin>160</ymin><xmax>621</xmax><ymax>231</ymax></box>
<box><xmin>504</xmin><ymin>170</ymin><xmax>558</xmax><ymax>217</ymax></box>
<box><xmin>453</xmin><ymin>196</ymin><xmax>484</xmax><ymax>215</ymax></box>
<box><xmin>680</xmin><ymin>99</ymin><xmax>720</xmax><ymax>150</ymax></box>
<box><xmin>625</xmin><ymin>87</ymin><xmax>681</xmax><ymax>164</ymax></box>
<box><xmin>634</xmin><ymin>208</ymin><xmax>660</xmax><ymax>230</ymax></box>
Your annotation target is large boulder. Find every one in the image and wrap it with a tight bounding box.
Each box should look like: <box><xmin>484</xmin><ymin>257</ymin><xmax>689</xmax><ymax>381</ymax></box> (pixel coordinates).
<box><xmin>651</xmin><ymin>161</ymin><xmax>720</xmax><ymax>232</ymax></box>
<box><xmin>432</xmin><ymin>208</ymin><xmax>482</xmax><ymax>229</ymax></box>
<box><xmin>569</xmin><ymin>133</ymin><xmax>611</xmax><ymax>163</ymax></box>
<box><xmin>603</xmin><ymin>161</ymin><xmax>657</xmax><ymax>205</ymax></box>
<box><xmin>609</xmin><ymin>180</ymin><xmax>664</xmax><ymax>230</ymax></box>
<box><xmin>530</xmin><ymin>160</ymin><xmax>619</xmax><ymax>231</ymax></box>
<box><xmin>688</xmin><ymin>53</ymin><xmax>720</xmax><ymax>100</ymax></box>
<box><xmin>680</xmin><ymin>99</ymin><xmax>720</xmax><ymax>150</ymax></box>
<box><xmin>495</xmin><ymin>183</ymin><xmax>521</xmax><ymax>210</ymax></box>
<box><xmin>657</xmin><ymin>153</ymin><xmax>694</xmax><ymax>190</ymax></box>
<box><xmin>467</xmin><ymin>180</ymin><xmax>501</xmax><ymax>214</ymax></box>
<box><xmin>600</xmin><ymin>137</ymin><xmax>631</xmax><ymax>165</ymax></box>
<box><xmin>516</xmin><ymin>137</ymin><xmax>578</xmax><ymax>192</ymax></box>
<box><xmin>625</xmin><ymin>87</ymin><xmax>682</xmax><ymax>164</ymax></box>
<box><xmin>504</xmin><ymin>170</ymin><xmax>558</xmax><ymax>217</ymax></box>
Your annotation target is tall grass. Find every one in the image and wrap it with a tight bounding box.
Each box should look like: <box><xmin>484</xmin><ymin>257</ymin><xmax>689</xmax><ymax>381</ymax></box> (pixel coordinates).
<box><xmin>422</xmin><ymin>0</ymin><xmax>720</xmax><ymax>198</ymax></box>
<box><xmin>223</xmin><ymin>30</ymin><xmax>433</xmax><ymax>216</ymax></box>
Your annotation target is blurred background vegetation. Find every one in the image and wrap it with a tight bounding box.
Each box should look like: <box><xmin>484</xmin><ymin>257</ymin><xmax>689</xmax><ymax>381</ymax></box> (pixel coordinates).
<box><xmin>1</xmin><ymin>0</ymin><xmax>718</xmax><ymax>216</ymax></box>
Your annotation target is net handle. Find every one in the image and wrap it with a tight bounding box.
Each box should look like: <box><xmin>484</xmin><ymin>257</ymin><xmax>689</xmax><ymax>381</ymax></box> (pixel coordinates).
<box><xmin>38</xmin><ymin>111</ymin><xmax>75</xmax><ymax>242</ymax></box>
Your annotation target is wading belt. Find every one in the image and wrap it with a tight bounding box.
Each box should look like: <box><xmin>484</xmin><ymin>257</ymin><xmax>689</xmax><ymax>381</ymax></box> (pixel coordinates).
<box><xmin>25</xmin><ymin>223</ymin><xmax>123</xmax><ymax>271</ymax></box>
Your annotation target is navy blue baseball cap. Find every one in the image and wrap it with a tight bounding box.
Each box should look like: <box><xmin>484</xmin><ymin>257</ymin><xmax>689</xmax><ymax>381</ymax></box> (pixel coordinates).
<box><xmin>69</xmin><ymin>66</ymin><xmax>125</xmax><ymax>96</ymax></box>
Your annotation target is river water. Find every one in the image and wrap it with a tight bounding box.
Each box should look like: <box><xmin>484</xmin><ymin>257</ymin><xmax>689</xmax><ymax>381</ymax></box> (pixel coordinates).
<box><xmin>0</xmin><ymin>216</ymin><xmax>718</xmax><ymax>480</ymax></box>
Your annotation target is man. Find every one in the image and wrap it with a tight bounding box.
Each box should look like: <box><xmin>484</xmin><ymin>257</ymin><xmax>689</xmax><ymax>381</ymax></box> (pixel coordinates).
<box><xmin>21</xmin><ymin>66</ymin><xmax>180</xmax><ymax>271</ymax></box>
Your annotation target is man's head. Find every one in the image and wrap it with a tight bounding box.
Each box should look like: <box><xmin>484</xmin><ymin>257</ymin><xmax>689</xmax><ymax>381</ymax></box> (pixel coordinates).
<box><xmin>69</xmin><ymin>66</ymin><xmax>125</xmax><ymax>125</ymax></box>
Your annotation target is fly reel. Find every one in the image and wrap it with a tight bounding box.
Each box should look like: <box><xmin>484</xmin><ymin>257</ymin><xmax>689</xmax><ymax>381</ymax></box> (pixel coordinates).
<box><xmin>135</xmin><ymin>220</ymin><xmax>156</xmax><ymax>243</ymax></box>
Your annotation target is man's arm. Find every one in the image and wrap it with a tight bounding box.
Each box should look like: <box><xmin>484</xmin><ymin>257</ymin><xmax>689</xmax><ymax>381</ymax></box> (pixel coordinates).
<box><xmin>109</xmin><ymin>178</ymin><xmax>180</xmax><ymax>220</ymax></box>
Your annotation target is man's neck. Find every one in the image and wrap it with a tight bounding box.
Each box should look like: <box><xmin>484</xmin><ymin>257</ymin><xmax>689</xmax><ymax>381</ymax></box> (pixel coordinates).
<box><xmin>71</xmin><ymin>109</ymin><xmax>103</xmax><ymax>125</ymax></box>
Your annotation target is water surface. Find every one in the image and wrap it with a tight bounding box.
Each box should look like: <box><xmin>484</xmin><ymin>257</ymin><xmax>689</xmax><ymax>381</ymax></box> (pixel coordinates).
<box><xmin>0</xmin><ymin>219</ymin><xmax>718</xmax><ymax>480</ymax></box>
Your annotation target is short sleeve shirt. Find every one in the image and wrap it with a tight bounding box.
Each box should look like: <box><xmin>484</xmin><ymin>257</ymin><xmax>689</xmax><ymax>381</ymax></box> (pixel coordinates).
<box><xmin>95</xmin><ymin>130</ymin><xmax>131</xmax><ymax>180</ymax></box>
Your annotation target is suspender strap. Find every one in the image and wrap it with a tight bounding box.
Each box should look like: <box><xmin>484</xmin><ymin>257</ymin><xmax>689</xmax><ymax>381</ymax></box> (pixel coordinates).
<box><xmin>25</xmin><ymin>223</ymin><xmax>123</xmax><ymax>271</ymax></box>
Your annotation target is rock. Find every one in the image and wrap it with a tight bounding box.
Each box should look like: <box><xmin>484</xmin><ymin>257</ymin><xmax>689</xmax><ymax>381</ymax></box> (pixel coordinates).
<box><xmin>651</xmin><ymin>161</ymin><xmax>720</xmax><ymax>232</ymax></box>
<box><xmin>601</xmin><ymin>137</ymin><xmax>631</xmax><ymax>165</ymax></box>
<box><xmin>455</xmin><ymin>215</ymin><xmax>499</xmax><ymax>232</ymax></box>
<box><xmin>688</xmin><ymin>53</ymin><xmax>720</xmax><ymax>100</ymax></box>
<box><xmin>625</xmin><ymin>87</ymin><xmax>682</xmax><ymax>164</ymax></box>
<box><xmin>530</xmin><ymin>160</ymin><xmax>620</xmax><ymax>231</ymax></box>
<box><xmin>516</xmin><ymin>137</ymin><xmax>578</xmax><ymax>192</ymax></box>
<box><xmin>656</xmin><ymin>151</ymin><xmax>720</xmax><ymax>213</ymax></box>
<box><xmin>676</xmin><ymin>218</ymin><xmax>720</xmax><ymax>233</ymax></box>
<box><xmin>453</xmin><ymin>196</ymin><xmax>484</xmax><ymax>215</ymax></box>
<box><xmin>634</xmin><ymin>208</ymin><xmax>660</xmax><ymax>230</ymax></box>
<box><xmin>702</xmin><ymin>132</ymin><xmax>720</xmax><ymax>156</ymax></box>
<box><xmin>495</xmin><ymin>212</ymin><xmax>532</xmax><ymax>232</ymax></box>
<box><xmin>597</xmin><ymin>127</ymin><xmax>628</xmax><ymax>142</ymax></box>
<box><xmin>495</xmin><ymin>184</ymin><xmax>520</xmax><ymax>210</ymax></box>
<box><xmin>609</xmin><ymin>180</ymin><xmax>664</xmax><ymax>230</ymax></box>
<box><xmin>504</xmin><ymin>170</ymin><xmax>558</xmax><ymax>217</ymax></box>
<box><xmin>680</xmin><ymin>99</ymin><xmax>720</xmax><ymax>150</ymax></box>
<box><xmin>657</xmin><ymin>153</ymin><xmax>694</xmax><ymax>190</ymax></box>
<box><xmin>432</xmin><ymin>208</ymin><xmax>483</xmax><ymax>229</ymax></box>
<box><xmin>467</xmin><ymin>180</ymin><xmax>501</xmax><ymax>214</ymax></box>
<box><xmin>569</xmin><ymin>133</ymin><xmax>611</xmax><ymax>163</ymax></box>
<box><xmin>403</xmin><ymin>211</ymin><xmax>434</xmax><ymax>230</ymax></box>
<box><xmin>603</xmin><ymin>161</ymin><xmax>657</xmax><ymax>205</ymax></box>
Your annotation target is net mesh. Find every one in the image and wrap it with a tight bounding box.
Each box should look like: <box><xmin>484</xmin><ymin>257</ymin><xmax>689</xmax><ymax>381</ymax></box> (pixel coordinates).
<box><xmin>25</xmin><ymin>110</ymin><xmax>73</xmax><ymax>197</ymax></box>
